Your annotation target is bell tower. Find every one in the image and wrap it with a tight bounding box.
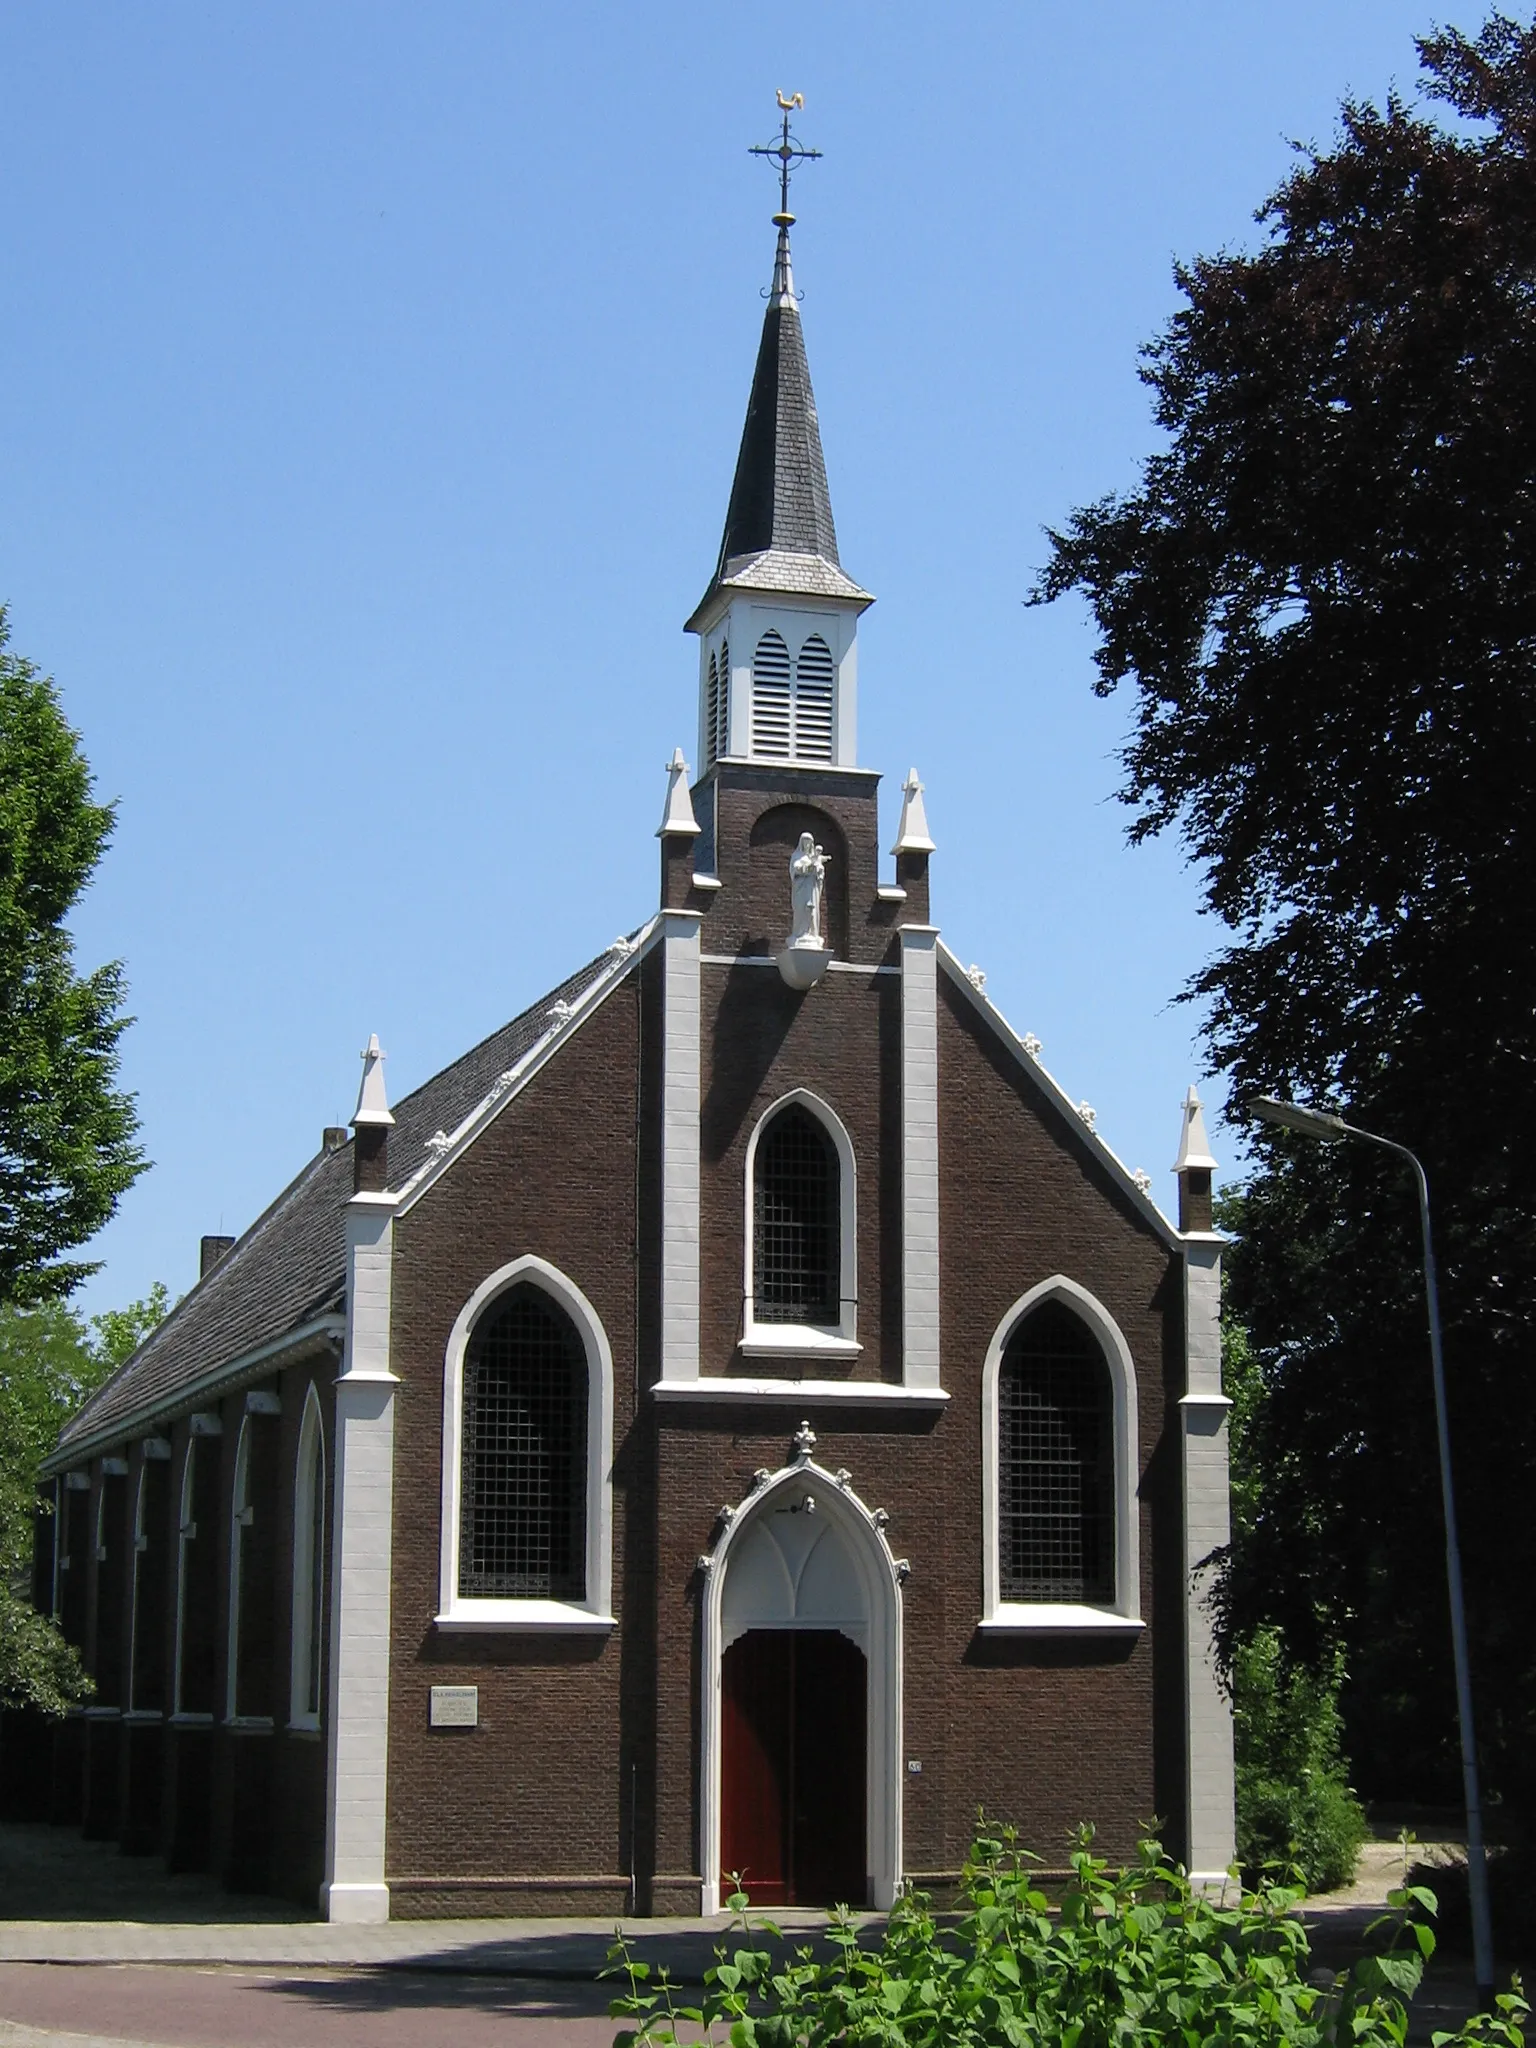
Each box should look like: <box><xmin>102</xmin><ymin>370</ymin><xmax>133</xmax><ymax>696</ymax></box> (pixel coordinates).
<box><xmin>685</xmin><ymin>102</ymin><xmax>873</xmax><ymax>776</ymax></box>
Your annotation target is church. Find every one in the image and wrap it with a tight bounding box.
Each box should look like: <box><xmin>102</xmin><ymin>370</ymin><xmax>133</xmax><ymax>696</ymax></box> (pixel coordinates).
<box><xmin>28</xmin><ymin>133</ymin><xmax>1235</xmax><ymax>1921</ymax></box>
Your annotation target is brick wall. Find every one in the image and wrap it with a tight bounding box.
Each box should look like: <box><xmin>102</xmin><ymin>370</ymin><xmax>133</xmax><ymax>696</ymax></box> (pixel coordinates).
<box><xmin>378</xmin><ymin>761</ymin><xmax>1192</xmax><ymax>1907</ymax></box>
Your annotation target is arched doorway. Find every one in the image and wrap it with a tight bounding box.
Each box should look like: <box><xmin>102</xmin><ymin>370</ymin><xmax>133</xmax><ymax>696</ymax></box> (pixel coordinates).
<box><xmin>701</xmin><ymin>1445</ymin><xmax>903</xmax><ymax>1914</ymax></box>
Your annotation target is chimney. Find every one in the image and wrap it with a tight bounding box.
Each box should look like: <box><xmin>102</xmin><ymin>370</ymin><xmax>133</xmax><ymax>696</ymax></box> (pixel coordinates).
<box><xmin>1173</xmin><ymin>1084</ymin><xmax>1219</xmax><ymax>1233</ymax></box>
<box><xmin>200</xmin><ymin>1234</ymin><xmax>235</xmax><ymax>1279</ymax></box>
<box><xmin>352</xmin><ymin>1034</ymin><xmax>395</xmax><ymax>1194</ymax></box>
<box><xmin>322</xmin><ymin>1126</ymin><xmax>348</xmax><ymax>1153</ymax></box>
<box><xmin>657</xmin><ymin>747</ymin><xmax>701</xmax><ymax>909</ymax></box>
<box><xmin>890</xmin><ymin>768</ymin><xmax>935</xmax><ymax>923</ymax></box>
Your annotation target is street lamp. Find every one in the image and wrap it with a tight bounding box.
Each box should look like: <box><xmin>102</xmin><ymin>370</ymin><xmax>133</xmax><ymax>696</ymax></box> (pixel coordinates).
<box><xmin>1246</xmin><ymin>1097</ymin><xmax>1496</xmax><ymax>2003</ymax></box>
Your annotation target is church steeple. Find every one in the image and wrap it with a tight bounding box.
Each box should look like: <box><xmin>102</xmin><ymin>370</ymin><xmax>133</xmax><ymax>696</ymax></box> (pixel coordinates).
<box><xmin>687</xmin><ymin>101</ymin><xmax>872</xmax><ymax>777</ymax></box>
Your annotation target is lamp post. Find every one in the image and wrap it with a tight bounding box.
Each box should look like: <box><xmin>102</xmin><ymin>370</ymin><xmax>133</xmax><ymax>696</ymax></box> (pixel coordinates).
<box><xmin>1247</xmin><ymin>1097</ymin><xmax>1495</xmax><ymax>2003</ymax></box>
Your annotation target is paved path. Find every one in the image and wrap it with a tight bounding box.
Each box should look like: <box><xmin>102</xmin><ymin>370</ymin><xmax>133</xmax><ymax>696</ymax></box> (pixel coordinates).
<box><xmin>0</xmin><ymin>1965</ymin><xmax>620</xmax><ymax>2048</ymax></box>
<box><xmin>0</xmin><ymin>1824</ymin><xmax>1511</xmax><ymax>2047</ymax></box>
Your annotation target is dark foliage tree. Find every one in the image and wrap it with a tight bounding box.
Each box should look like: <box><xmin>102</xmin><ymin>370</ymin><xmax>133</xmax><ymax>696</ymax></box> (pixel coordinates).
<box><xmin>1036</xmin><ymin>16</ymin><xmax>1536</xmax><ymax>1830</ymax></box>
<box><xmin>0</xmin><ymin>607</ymin><xmax>144</xmax><ymax>1304</ymax></box>
<box><xmin>0</xmin><ymin>1287</ymin><xmax>168</xmax><ymax>1712</ymax></box>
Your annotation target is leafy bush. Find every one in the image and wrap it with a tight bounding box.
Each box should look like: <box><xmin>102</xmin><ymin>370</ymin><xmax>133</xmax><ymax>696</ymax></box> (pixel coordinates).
<box><xmin>608</xmin><ymin>1825</ymin><xmax>1528</xmax><ymax>2047</ymax></box>
<box><xmin>1234</xmin><ymin>1624</ymin><xmax>1369</xmax><ymax>1892</ymax></box>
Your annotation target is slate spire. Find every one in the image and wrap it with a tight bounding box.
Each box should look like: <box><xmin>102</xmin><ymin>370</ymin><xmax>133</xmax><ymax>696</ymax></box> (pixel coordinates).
<box><xmin>687</xmin><ymin>217</ymin><xmax>871</xmax><ymax>628</ymax></box>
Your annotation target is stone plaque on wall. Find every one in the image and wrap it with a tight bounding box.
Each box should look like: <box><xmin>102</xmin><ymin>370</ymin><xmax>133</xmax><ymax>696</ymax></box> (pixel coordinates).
<box><xmin>429</xmin><ymin>1685</ymin><xmax>479</xmax><ymax>1729</ymax></box>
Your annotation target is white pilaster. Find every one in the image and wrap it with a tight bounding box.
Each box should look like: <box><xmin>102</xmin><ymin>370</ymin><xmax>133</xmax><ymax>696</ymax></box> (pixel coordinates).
<box><xmin>322</xmin><ymin>1190</ymin><xmax>400</xmax><ymax>1925</ymax></box>
<box><xmin>660</xmin><ymin>910</ymin><xmax>703</xmax><ymax>1383</ymax></box>
<box><xmin>1181</xmin><ymin>1236</ymin><xmax>1236</xmax><ymax>1886</ymax></box>
<box><xmin>899</xmin><ymin>926</ymin><xmax>941</xmax><ymax>1390</ymax></box>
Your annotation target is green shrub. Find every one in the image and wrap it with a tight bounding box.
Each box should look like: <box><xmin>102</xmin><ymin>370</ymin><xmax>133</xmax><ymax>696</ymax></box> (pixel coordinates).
<box><xmin>607</xmin><ymin>1825</ymin><xmax>1528</xmax><ymax>2048</ymax></box>
<box><xmin>1235</xmin><ymin>1623</ymin><xmax>1369</xmax><ymax>1892</ymax></box>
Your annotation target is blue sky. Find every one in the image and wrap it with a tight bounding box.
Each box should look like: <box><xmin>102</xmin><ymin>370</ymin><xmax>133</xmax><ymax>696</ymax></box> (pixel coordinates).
<box><xmin>1</xmin><ymin>2</ymin><xmax>1477</xmax><ymax>1315</ymax></box>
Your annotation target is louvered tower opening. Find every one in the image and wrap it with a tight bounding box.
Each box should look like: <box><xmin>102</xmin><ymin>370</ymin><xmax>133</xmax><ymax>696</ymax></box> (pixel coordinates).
<box><xmin>751</xmin><ymin>630</ymin><xmax>793</xmax><ymax>758</ymax></box>
<box><xmin>715</xmin><ymin>637</ymin><xmax>730</xmax><ymax>761</ymax></box>
<box><xmin>794</xmin><ymin>634</ymin><xmax>834</xmax><ymax>761</ymax></box>
<box><xmin>705</xmin><ymin>652</ymin><xmax>720</xmax><ymax>769</ymax></box>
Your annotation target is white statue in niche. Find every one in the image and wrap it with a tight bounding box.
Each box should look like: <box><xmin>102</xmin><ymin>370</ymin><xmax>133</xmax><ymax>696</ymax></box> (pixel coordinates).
<box><xmin>789</xmin><ymin>832</ymin><xmax>828</xmax><ymax>947</ymax></box>
<box><xmin>777</xmin><ymin>831</ymin><xmax>833</xmax><ymax>990</ymax></box>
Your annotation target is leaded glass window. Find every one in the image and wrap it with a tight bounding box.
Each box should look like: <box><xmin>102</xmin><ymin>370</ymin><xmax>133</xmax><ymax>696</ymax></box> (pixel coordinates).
<box><xmin>460</xmin><ymin>1285</ymin><xmax>587</xmax><ymax>1600</ymax></box>
<box><xmin>998</xmin><ymin>1303</ymin><xmax>1114</xmax><ymax>1603</ymax></box>
<box><xmin>754</xmin><ymin>1104</ymin><xmax>840</xmax><ymax>1326</ymax></box>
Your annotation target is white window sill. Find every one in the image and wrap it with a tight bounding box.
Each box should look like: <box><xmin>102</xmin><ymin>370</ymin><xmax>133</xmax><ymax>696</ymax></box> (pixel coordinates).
<box><xmin>738</xmin><ymin>1326</ymin><xmax>861</xmax><ymax>1360</ymax></box>
<box><xmin>653</xmin><ymin>1376</ymin><xmax>948</xmax><ymax>1407</ymax></box>
<box><xmin>434</xmin><ymin>1602</ymin><xmax>616</xmax><ymax>1634</ymax></box>
<box><xmin>979</xmin><ymin>1605</ymin><xmax>1145</xmax><ymax>1636</ymax></box>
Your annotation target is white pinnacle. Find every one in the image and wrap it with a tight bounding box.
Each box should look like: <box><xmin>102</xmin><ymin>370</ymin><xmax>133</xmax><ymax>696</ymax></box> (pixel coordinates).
<box><xmin>890</xmin><ymin>767</ymin><xmax>936</xmax><ymax>855</ymax></box>
<box><xmin>656</xmin><ymin>746</ymin><xmax>701</xmax><ymax>838</ymax></box>
<box><xmin>353</xmin><ymin>1033</ymin><xmax>395</xmax><ymax>1129</ymax></box>
<box><xmin>1172</xmin><ymin>1083</ymin><xmax>1218</xmax><ymax>1174</ymax></box>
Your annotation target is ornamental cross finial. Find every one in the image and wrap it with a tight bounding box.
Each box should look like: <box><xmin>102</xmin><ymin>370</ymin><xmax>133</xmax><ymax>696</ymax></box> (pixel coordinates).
<box><xmin>749</xmin><ymin>93</ymin><xmax>821</xmax><ymax>226</ymax></box>
<box><xmin>793</xmin><ymin>1418</ymin><xmax>817</xmax><ymax>1462</ymax></box>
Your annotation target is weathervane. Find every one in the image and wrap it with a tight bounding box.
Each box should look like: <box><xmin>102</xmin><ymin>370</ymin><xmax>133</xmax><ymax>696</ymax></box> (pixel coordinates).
<box><xmin>749</xmin><ymin>91</ymin><xmax>821</xmax><ymax>227</ymax></box>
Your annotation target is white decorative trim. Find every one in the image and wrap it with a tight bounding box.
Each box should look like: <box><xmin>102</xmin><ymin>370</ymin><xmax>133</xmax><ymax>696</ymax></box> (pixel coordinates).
<box><xmin>45</xmin><ymin>1315</ymin><xmax>343</xmax><ymax>1475</ymax></box>
<box><xmin>321</xmin><ymin>1880</ymin><xmax>391</xmax><ymax>1925</ymax></box>
<box><xmin>392</xmin><ymin>920</ymin><xmax>661</xmax><ymax>1217</ymax></box>
<box><xmin>659</xmin><ymin>909</ymin><xmax>703</xmax><ymax>1384</ymax></box>
<box><xmin>436</xmin><ymin>1254</ymin><xmax>615</xmax><ymax>1630</ymax></box>
<box><xmin>980</xmin><ymin>1276</ymin><xmax>1141</xmax><ymax>1629</ymax></box>
<box><xmin>936</xmin><ymin>945</ymin><xmax>1183</xmax><ymax>1249</ymax></box>
<box><xmin>172</xmin><ymin>1439</ymin><xmax>197</xmax><ymax>1717</ymax></box>
<box><xmin>737</xmin><ymin>1329</ymin><xmax>862</xmax><ymax>1360</ymax></box>
<box><xmin>699</xmin><ymin>1453</ymin><xmax>903</xmax><ymax>1914</ymax></box>
<box><xmin>742</xmin><ymin>1088</ymin><xmax>857</xmax><ymax>1349</ymax></box>
<box><xmin>225</xmin><ymin>1415</ymin><xmax>254</xmax><ymax>1721</ymax></box>
<box><xmin>289</xmin><ymin>1383</ymin><xmax>326</xmax><ymax>1730</ymax></box>
<box><xmin>1182</xmin><ymin>1239</ymin><xmax>1236</xmax><ymax>1878</ymax></box>
<box><xmin>977</xmin><ymin>1608</ymin><xmax>1144</xmax><ymax>1637</ymax></box>
<box><xmin>900</xmin><ymin>929</ymin><xmax>942</xmax><ymax>1390</ymax></box>
<box><xmin>324</xmin><ymin>1192</ymin><xmax>399</xmax><ymax>1923</ymax></box>
<box><xmin>652</xmin><ymin>1377</ymin><xmax>949</xmax><ymax>1407</ymax></box>
<box><xmin>702</xmin><ymin>954</ymin><xmax>899</xmax><ymax>977</ymax></box>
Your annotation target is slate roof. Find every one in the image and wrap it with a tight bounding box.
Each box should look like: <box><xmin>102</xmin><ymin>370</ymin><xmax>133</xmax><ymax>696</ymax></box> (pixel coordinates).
<box><xmin>50</xmin><ymin>942</ymin><xmax>634</xmax><ymax>1465</ymax></box>
<box><xmin>688</xmin><ymin>227</ymin><xmax>871</xmax><ymax>629</ymax></box>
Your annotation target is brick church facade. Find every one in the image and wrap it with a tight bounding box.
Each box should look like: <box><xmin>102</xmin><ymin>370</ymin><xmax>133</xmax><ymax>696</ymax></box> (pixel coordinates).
<box><xmin>27</xmin><ymin>193</ymin><xmax>1235</xmax><ymax>1921</ymax></box>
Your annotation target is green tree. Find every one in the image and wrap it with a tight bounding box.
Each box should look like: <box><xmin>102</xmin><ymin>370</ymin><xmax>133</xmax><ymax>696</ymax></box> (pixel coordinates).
<box><xmin>0</xmin><ymin>606</ymin><xmax>145</xmax><ymax>1306</ymax></box>
<box><xmin>1036</xmin><ymin>16</ymin><xmax>1536</xmax><ymax>1829</ymax></box>
<box><xmin>0</xmin><ymin>1287</ymin><xmax>169</xmax><ymax>1713</ymax></box>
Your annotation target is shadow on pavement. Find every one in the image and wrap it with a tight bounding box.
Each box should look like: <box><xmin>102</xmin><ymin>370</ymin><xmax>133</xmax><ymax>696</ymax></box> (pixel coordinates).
<box><xmin>0</xmin><ymin>1820</ymin><xmax>308</xmax><ymax>1923</ymax></box>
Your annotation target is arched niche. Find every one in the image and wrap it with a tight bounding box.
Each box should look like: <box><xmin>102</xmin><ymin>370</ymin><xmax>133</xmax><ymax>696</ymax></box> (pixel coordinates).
<box><xmin>745</xmin><ymin>805</ymin><xmax>849</xmax><ymax>960</ymax></box>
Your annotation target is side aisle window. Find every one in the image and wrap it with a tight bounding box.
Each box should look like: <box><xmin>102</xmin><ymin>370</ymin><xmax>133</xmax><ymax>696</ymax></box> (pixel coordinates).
<box><xmin>460</xmin><ymin>1284</ymin><xmax>588</xmax><ymax>1602</ymax></box>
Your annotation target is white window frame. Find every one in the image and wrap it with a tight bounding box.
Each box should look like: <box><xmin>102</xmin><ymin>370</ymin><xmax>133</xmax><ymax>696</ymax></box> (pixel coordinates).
<box><xmin>225</xmin><ymin>1415</ymin><xmax>270</xmax><ymax>1723</ymax></box>
<box><xmin>289</xmin><ymin>1384</ymin><xmax>326</xmax><ymax>1729</ymax></box>
<box><xmin>979</xmin><ymin>1275</ymin><xmax>1143</xmax><ymax>1635</ymax></box>
<box><xmin>740</xmin><ymin>1087</ymin><xmax>860</xmax><ymax>1360</ymax></box>
<box><xmin>173</xmin><ymin>1441</ymin><xmax>198</xmax><ymax>1718</ymax></box>
<box><xmin>437</xmin><ymin>1254</ymin><xmax>615</xmax><ymax>1633</ymax></box>
<box><xmin>127</xmin><ymin>1465</ymin><xmax>148</xmax><ymax>1711</ymax></box>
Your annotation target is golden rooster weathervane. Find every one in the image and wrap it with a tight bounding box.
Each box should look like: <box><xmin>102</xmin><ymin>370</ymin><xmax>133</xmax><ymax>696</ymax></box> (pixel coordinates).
<box><xmin>750</xmin><ymin>91</ymin><xmax>821</xmax><ymax>226</ymax></box>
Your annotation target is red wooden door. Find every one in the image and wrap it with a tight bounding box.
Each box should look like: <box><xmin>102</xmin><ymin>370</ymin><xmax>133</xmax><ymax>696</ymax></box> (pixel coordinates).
<box><xmin>721</xmin><ymin>1629</ymin><xmax>867</xmax><ymax>1908</ymax></box>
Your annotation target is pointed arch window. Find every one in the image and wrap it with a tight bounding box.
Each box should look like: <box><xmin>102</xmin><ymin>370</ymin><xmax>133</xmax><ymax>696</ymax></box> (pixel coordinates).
<box><xmin>742</xmin><ymin>1091</ymin><xmax>859</xmax><ymax>1357</ymax></box>
<box><xmin>290</xmin><ymin>1389</ymin><xmax>326</xmax><ymax>1728</ymax></box>
<box><xmin>228</xmin><ymin>1410</ymin><xmax>278</xmax><ymax>1722</ymax></box>
<box><xmin>998</xmin><ymin>1304</ymin><xmax>1113</xmax><ymax>1602</ymax></box>
<box><xmin>175</xmin><ymin>1434</ymin><xmax>219</xmax><ymax>1717</ymax></box>
<box><xmin>981</xmin><ymin>1279</ymin><xmax>1143</xmax><ymax>1633</ymax></box>
<box><xmin>438</xmin><ymin>1256</ymin><xmax>615</xmax><ymax>1631</ymax></box>
<box><xmin>129</xmin><ymin>1454</ymin><xmax>170</xmax><ymax>1713</ymax></box>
